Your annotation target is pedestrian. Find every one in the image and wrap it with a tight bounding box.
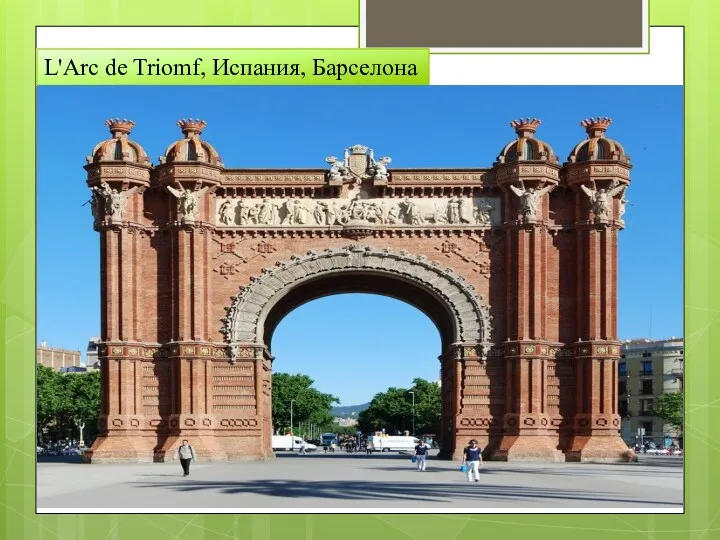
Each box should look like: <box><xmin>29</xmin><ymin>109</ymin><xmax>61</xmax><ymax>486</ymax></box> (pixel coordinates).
<box><xmin>299</xmin><ymin>441</ymin><xmax>307</xmax><ymax>455</ymax></box>
<box><xmin>174</xmin><ymin>439</ymin><xmax>196</xmax><ymax>477</ymax></box>
<box><xmin>414</xmin><ymin>439</ymin><xmax>429</xmax><ymax>471</ymax></box>
<box><xmin>330</xmin><ymin>442</ymin><xmax>336</xmax><ymax>454</ymax></box>
<box><xmin>323</xmin><ymin>445</ymin><xmax>328</xmax><ymax>454</ymax></box>
<box><xmin>462</xmin><ymin>439</ymin><xmax>483</xmax><ymax>482</ymax></box>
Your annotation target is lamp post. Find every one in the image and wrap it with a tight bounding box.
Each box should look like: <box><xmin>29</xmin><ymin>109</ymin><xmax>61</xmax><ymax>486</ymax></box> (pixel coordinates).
<box><xmin>290</xmin><ymin>399</ymin><xmax>296</xmax><ymax>450</ymax></box>
<box><xmin>408</xmin><ymin>391</ymin><xmax>415</xmax><ymax>437</ymax></box>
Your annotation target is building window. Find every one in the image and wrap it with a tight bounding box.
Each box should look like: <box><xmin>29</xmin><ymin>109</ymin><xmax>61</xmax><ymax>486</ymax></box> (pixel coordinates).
<box><xmin>619</xmin><ymin>362</ymin><xmax>627</xmax><ymax>376</ymax></box>
<box><xmin>641</xmin><ymin>379</ymin><xmax>654</xmax><ymax>395</ymax></box>
<box><xmin>641</xmin><ymin>421</ymin><xmax>653</xmax><ymax>437</ymax></box>
<box><xmin>641</xmin><ymin>360</ymin><xmax>653</xmax><ymax>376</ymax></box>
<box><xmin>619</xmin><ymin>400</ymin><xmax>628</xmax><ymax>417</ymax></box>
<box><xmin>640</xmin><ymin>399</ymin><xmax>654</xmax><ymax>415</ymax></box>
<box><xmin>618</xmin><ymin>380</ymin><xmax>627</xmax><ymax>395</ymax></box>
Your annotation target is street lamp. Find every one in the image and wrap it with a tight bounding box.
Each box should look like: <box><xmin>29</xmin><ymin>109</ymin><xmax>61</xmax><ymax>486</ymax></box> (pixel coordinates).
<box><xmin>290</xmin><ymin>399</ymin><xmax>296</xmax><ymax>450</ymax></box>
<box><xmin>408</xmin><ymin>391</ymin><xmax>415</xmax><ymax>437</ymax></box>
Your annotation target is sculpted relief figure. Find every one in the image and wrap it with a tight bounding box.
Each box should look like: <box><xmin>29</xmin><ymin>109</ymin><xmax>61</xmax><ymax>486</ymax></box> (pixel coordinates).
<box><xmin>313</xmin><ymin>202</ymin><xmax>325</xmax><ymax>225</ymax></box>
<box><xmin>347</xmin><ymin>194</ymin><xmax>368</xmax><ymax>221</ymax></box>
<box><xmin>216</xmin><ymin>196</ymin><xmax>501</xmax><ymax>228</ymax></box>
<box><xmin>386</xmin><ymin>204</ymin><xmax>401</xmax><ymax>224</ymax></box>
<box><xmin>509</xmin><ymin>181</ymin><xmax>554</xmax><ymax>223</ymax></box>
<box><xmin>474</xmin><ymin>200</ymin><xmax>495</xmax><ymax>226</ymax></box>
<box><xmin>370</xmin><ymin>151</ymin><xmax>392</xmax><ymax>182</ymax></box>
<box><xmin>247</xmin><ymin>204</ymin><xmax>261</xmax><ymax>225</ymax></box>
<box><xmin>618</xmin><ymin>187</ymin><xmax>631</xmax><ymax>222</ymax></box>
<box><xmin>91</xmin><ymin>181</ymin><xmax>138</xmax><ymax>221</ymax></box>
<box><xmin>167</xmin><ymin>185</ymin><xmax>209</xmax><ymax>221</ymax></box>
<box><xmin>326</xmin><ymin>155</ymin><xmax>348</xmax><ymax>182</ymax></box>
<box><xmin>447</xmin><ymin>197</ymin><xmax>461</xmax><ymax>224</ymax></box>
<box><xmin>258</xmin><ymin>198</ymin><xmax>280</xmax><ymax>225</ymax></box>
<box><xmin>219</xmin><ymin>200</ymin><xmax>234</xmax><ymax>225</ymax></box>
<box><xmin>292</xmin><ymin>199</ymin><xmax>310</xmax><ymax>225</ymax></box>
<box><xmin>581</xmin><ymin>179</ymin><xmax>625</xmax><ymax>222</ymax></box>
<box><xmin>402</xmin><ymin>198</ymin><xmax>424</xmax><ymax>225</ymax></box>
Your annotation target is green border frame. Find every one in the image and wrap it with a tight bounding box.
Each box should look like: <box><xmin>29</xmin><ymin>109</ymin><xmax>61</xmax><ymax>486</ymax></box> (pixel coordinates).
<box><xmin>2</xmin><ymin>0</ymin><xmax>715</xmax><ymax>538</ymax></box>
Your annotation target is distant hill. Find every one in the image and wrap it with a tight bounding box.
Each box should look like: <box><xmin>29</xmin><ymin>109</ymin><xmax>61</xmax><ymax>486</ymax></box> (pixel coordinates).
<box><xmin>331</xmin><ymin>403</ymin><xmax>370</xmax><ymax>417</ymax></box>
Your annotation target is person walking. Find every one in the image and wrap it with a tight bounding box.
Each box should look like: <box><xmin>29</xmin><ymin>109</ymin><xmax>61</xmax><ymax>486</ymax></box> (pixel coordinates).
<box><xmin>414</xmin><ymin>439</ymin><xmax>429</xmax><ymax>471</ymax></box>
<box><xmin>462</xmin><ymin>439</ymin><xmax>483</xmax><ymax>482</ymax></box>
<box><xmin>174</xmin><ymin>439</ymin><xmax>196</xmax><ymax>477</ymax></box>
<box><xmin>299</xmin><ymin>441</ymin><xmax>307</xmax><ymax>455</ymax></box>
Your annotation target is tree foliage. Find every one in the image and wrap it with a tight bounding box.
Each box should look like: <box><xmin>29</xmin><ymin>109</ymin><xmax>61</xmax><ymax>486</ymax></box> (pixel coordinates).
<box><xmin>653</xmin><ymin>391</ymin><xmax>683</xmax><ymax>431</ymax></box>
<box><xmin>36</xmin><ymin>365</ymin><xmax>101</xmax><ymax>444</ymax></box>
<box><xmin>358</xmin><ymin>378</ymin><xmax>441</xmax><ymax>435</ymax></box>
<box><xmin>271</xmin><ymin>373</ymin><xmax>339</xmax><ymax>433</ymax></box>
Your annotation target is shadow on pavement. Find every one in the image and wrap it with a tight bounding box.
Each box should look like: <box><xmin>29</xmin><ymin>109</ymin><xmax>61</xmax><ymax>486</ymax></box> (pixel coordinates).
<box><xmin>131</xmin><ymin>478</ymin><xmax>681</xmax><ymax>506</ymax></box>
<box><xmin>274</xmin><ymin>452</ymin><xmax>419</xmax><ymax>460</ymax></box>
<box><xmin>36</xmin><ymin>455</ymin><xmax>83</xmax><ymax>464</ymax></box>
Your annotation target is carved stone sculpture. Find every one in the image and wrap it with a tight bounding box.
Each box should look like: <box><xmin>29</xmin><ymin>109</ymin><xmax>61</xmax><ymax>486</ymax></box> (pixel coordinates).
<box><xmin>447</xmin><ymin>197</ymin><xmax>461</xmax><ymax>224</ymax></box>
<box><xmin>218</xmin><ymin>200</ymin><xmax>234</xmax><ymax>225</ymax></box>
<box><xmin>167</xmin><ymin>185</ymin><xmax>209</xmax><ymax>221</ymax></box>
<box><xmin>474</xmin><ymin>201</ymin><xmax>495</xmax><ymax>225</ymax></box>
<box><xmin>326</xmin><ymin>155</ymin><xmax>348</xmax><ymax>182</ymax></box>
<box><xmin>618</xmin><ymin>188</ymin><xmax>630</xmax><ymax>222</ymax></box>
<box><xmin>509</xmin><ymin>181</ymin><xmax>554</xmax><ymax>223</ymax></box>
<box><xmin>91</xmin><ymin>181</ymin><xmax>137</xmax><ymax>221</ymax></box>
<box><xmin>216</xmin><ymin>196</ymin><xmax>500</xmax><ymax>228</ymax></box>
<box><xmin>258</xmin><ymin>199</ymin><xmax>279</xmax><ymax>225</ymax></box>
<box><xmin>370</xmin><ymin>154</ymin><xmax>392</xmax><ymax>182</ymax></box>
<box><xmin>403</xmin><ymin>198</ymin><xmax>424</xmax><ymax>225</ymax></box>
<box><xmin>581</xmin><ymin>179</ymin><xmax>625</xmax><ymax>222</ymax></box>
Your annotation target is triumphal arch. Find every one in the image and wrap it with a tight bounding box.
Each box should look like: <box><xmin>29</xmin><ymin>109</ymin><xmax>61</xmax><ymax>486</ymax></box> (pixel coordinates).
<box><xmin>83</xmin><ymin>117</ymin><xmax>633</xmax><ymax>462</ymax></box>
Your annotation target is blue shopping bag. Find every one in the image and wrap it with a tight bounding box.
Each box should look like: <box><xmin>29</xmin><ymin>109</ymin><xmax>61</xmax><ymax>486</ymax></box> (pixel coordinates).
<box><xmin>460</xmin><ymin>464</ymin><xmax>468</xmax><ymax>473</ymax></box>
<box><xmin>411</xmin><ymin>456</ymin><xmax>417</xmax><ymax>463</ymax></box>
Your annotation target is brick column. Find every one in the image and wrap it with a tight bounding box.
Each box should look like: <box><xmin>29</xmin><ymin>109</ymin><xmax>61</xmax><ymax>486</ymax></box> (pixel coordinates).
<box><xmin>494</xmin><ymin>223</ymin><xmax>563</xmax><ymax>461</ymax></box>
<box><xmin>565</xmin><ymin>224</ymin><xmax>628</xmax><ymax>461</ymax></box>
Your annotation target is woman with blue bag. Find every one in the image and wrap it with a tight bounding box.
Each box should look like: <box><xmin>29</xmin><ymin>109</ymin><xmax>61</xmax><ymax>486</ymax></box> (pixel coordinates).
<box><xmin>413</xmin><ymin>439</ymin><xmax>429</xmax><ymax>471</ymax></box>
<box><xmin>462</xmin><ymin>439</ymin><xmax>483</xmax><ymax>482</ymax></box>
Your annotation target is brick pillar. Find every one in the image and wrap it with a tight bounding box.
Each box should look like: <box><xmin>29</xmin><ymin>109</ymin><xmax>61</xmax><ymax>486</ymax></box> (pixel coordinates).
<box><xmin>494</xmin><ymin>224</ymin><xmax>563</xmax><ymax>461</ymax></box>
<box><xmin>565</xmin><ymin>225</ymin><xmax>629</xmax><ymax>461</ymax></box>
<box><xmin>87</xmin><ymin>347</ymin><xmax>155</xmax><ymax>462</ymax></box>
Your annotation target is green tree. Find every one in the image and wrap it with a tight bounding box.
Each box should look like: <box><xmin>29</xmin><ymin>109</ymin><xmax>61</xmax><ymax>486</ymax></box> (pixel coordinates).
<box><xmin>271</xmin><ymin>373</ymin><xmax>339</xmax><ymax>434</ymax></box>
<box><xmin>654</xmin><ymin>391</ymin><xmax>683</xmax><ymax>432</ymax></box>
<box><xmin>358</xmin><ymin>378</ymin><xmax>441</xmax><ymax>436</ymax></box>
<box><xmin>36</xmin><ymin>365</ymin><xmax>62</xmax><ymax>444</ymax></box>
<box><xmin>36</xmin><ymin>366</ymin><xmax>101</xmax><ymax>445</ymax></box>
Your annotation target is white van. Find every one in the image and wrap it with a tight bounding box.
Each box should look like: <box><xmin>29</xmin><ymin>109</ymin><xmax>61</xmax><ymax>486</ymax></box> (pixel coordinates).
<box><xmin>368</xmin><ymin>436</ymin><xmax>422</xmax><ymax>453</ymax></box>
<box><xmin>272</xmin><ymin>435</ymin><xmax>317</xmax><ymax>452</ymax></box>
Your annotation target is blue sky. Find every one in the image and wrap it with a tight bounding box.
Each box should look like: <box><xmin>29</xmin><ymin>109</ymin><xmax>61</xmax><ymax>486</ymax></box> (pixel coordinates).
<box><xmin>37</xmin><ymin>86</ymin><xmax>683</xmax><ymax>405</ymax></box>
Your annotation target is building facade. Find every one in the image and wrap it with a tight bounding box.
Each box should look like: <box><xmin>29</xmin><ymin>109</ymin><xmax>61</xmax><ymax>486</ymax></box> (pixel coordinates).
<box><xmin>83</xmin><ymin>116</ymin><xmax>634</xmax><ymax>463</ymax></box>
<box><xmin>619</xmin><ymin>338</ymin><xmax>684</xmax><ymax>446</ymax></box>
<box><xmin>86</xmin><ymin>337</ymin><xmax>101</xmax><ymax>371</ymax></box>
<box><xmin>37</xmin><ymin>341</ymin><xmax>81</xmax><ymax>370</ymax></box>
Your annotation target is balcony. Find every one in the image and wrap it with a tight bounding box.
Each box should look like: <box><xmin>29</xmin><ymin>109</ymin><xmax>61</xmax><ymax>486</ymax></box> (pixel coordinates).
<box><xmin>639</xmin><ymin>370</ymin><xmax>654</xmax><ymax>377</ymax></box>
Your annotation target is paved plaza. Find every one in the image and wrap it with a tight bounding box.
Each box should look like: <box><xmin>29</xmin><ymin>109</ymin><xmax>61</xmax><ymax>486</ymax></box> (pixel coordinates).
<box><xmin>37</xmin><ymin>450</ymin><xmax>683</xmax><ymax>511</ymax></box>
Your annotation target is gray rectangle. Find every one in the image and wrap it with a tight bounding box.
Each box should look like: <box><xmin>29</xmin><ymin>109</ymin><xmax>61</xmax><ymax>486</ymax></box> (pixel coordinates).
<box><xmin>366</xmin><ymin>0</ymin><xmax>643</xmax><ymax>48</ymax></box>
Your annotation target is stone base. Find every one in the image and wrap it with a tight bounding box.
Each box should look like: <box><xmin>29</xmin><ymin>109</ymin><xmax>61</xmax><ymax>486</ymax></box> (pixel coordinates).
<box><xmin>83</xmin><ymin>434</ymin><xmax>157</xmax><ymax>463</ymax></box>
<box><xmin>564</xmin><ymin>434</ymin><xmax>637</xmax><ymax>462</ymax></box>
<box><xmin>155</xmin><ymin>435</ymin><xmax>274</xmax><ymax>462</ymax></box>
<box><xmin>491</xmin><ymin>434</ymin><xmax>565</xmax><ymax>462</ymax></box>
<box><xmin>84</xmin><ymin>434</ymin><xmax>275</xmax><ymax>463</ymax></box>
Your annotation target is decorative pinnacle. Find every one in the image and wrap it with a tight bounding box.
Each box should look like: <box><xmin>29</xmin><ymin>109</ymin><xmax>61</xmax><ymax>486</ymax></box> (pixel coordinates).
<box><xmin>510</xmin><ymin>118</ymin><xmax>541</xmax><ymax>138</ymax></box>
<box><xmin>177</xmin><ymin>118</ymin><xmax>207</xmax><ymax>137</ymax></box>
<box><xmin>581</xmin><ymin>117</ymin><xmax>612</xmax><ymax>137</ymax></box>
<box><xmin>105</xmin><ymin>118</ymin><xmax>135</xmax><ymax>138</ymax></box>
